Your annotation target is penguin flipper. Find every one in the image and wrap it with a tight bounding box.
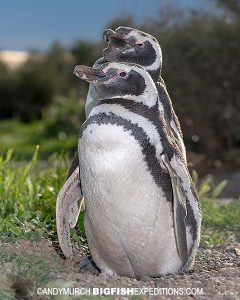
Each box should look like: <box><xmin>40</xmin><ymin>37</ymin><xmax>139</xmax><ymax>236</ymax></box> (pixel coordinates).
<box><xmin>161</xmin><ymin>155</ymin><xmax>188</xmax><ymax>265</ymax></box>
<box><xmin>56</xmin><ymin>166</ymin><xmax>82</xmax><ymax>258</ymax></box>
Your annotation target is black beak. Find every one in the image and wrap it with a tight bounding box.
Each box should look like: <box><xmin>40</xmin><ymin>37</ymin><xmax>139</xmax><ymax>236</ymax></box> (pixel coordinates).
<box><xmin>73</xmin><ymin>65</ymin><xmax>106</xmax><ymax>82</ymax></box>
<box><xmin>103</xmin><ymin>29</ymin><xmax>127</xmax><ymax>47</ymax></box>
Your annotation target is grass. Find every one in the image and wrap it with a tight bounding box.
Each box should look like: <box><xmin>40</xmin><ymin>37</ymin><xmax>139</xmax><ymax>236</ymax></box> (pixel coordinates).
<box><xmin>201</xmin><ymin>200</ymin><xmax>240</xmax><ymax>247</ymax></box>
<box><xmin>0</xmin><ymin>147</ymin><xmax>85</xmax><ymax>243</ymax></box>
<box><xmin>0</xmin><ymin>148</ymin><xmax>85</xmax><ymax>299</ymax></box>
<box><xmin>0</xmin><ymin>249</ymin><xmax>55</xmax><ymax>298</ymax></box>
<box><xmin>192</xmin><ymin>170</ymin><xmax>240</xmax><ymax>246</ymax></box>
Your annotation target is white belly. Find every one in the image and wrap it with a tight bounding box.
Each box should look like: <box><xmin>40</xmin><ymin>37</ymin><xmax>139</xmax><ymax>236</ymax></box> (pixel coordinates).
<box><xmin>79</xmin><ymin>122</ymin><xmax>182</xmax><ymax>277</ymax></box>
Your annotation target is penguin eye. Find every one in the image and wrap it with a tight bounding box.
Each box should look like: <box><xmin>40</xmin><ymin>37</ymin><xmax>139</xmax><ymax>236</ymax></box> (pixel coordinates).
<box><xmin>119</xmin><ymin>71</ymin><xmax>127</xmax><ymax>77</ymax></box>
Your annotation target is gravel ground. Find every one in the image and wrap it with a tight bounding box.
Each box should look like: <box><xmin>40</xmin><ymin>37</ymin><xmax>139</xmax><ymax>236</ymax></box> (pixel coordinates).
<box><xmin>61</xmin><ymin>243</ymin><xmax>240</xmax><ymax>299</ymax></box>
<box><xmin>1</xmin><ymin>239</ymin><xmax>239</xmax><ymax>299</ymax></box>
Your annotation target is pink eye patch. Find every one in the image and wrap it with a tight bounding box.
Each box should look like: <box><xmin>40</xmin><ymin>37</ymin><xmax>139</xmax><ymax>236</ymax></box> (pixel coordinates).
<box><xmin>117</xmin><ymin>70</ymin><xmax>127</xmax><ymax>77</ymax></box>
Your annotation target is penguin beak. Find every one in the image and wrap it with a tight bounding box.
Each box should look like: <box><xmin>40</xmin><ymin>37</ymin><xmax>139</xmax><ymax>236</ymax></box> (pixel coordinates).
<box><xmin>103</xmin><ymin>29</ymin><xmax>127</xmax><ymax>47</ymax></box>
<box><xmin>73</xmin><ymin>65</ymin><xmax>106</xmax><ymax>82</ymax></box>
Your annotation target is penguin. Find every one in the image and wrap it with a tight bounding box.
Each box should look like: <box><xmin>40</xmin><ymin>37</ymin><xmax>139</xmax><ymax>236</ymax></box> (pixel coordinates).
<box><xmin>65</xmin><ymin>26</ymin><xmax>186</xmax><ymax>187</ymax></box>
<box><xmin>56</xmin><ymin>61</ymin><xmax>201</xmax><ymax>278</ymax></box>
<box><xmin>102</xmin><ymin>27</ymin><xmax>186</xmax><ymax>163</ymax></box>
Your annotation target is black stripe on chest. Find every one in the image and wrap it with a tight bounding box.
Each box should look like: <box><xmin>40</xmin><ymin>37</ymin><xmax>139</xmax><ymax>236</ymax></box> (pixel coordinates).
<box><xmin>98</xmin><ymin>98</ymin><xmax>177</xmax><ymax>159</ymax></box>
<box><xmin>80</xmin><ymin>112</ymin><xmax>173</xmax><ymax>201</ymax></box>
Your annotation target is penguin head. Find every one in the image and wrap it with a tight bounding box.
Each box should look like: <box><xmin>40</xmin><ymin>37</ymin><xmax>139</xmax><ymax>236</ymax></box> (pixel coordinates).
<box><xmin>74</xmin><ymin>62</ymin><xmax>158</xmax><ymax>106</ymax></box>
<box><xmin>103</xmin><ymin>27</ymin><xmax>162</xmax><ymax>81</ymax></box>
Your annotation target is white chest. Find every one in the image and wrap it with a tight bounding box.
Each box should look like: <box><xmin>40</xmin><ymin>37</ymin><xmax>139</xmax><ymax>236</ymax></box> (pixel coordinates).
<box><xmin>79</xmin><ymin>122</ymin><xmax>160</xmax><ymax>205</ymax></box>
<box><xmin>78</xmin><ymin>120</ymin><xmax>182</xmax><ymax>276</ymax></box>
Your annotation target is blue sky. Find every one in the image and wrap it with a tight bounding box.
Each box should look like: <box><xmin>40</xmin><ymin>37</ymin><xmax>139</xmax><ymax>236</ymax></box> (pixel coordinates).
<box><xmin>0</xmin><ymin>0</ymin><xmax>202</xmax><ymax>51</ymax></box>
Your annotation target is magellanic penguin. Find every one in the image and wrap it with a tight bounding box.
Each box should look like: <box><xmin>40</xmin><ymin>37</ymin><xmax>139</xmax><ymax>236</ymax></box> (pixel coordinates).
<box><xmin>56</xmin><ymin>61</ymin><xmax>201</xmax><ymax>278</ymax></box>
<box><xmin>65</xmin><ymin>26</ymin><xmax>186</xmax><ymax>185</ymax></box>
<box><xmin>58</xmin><ymin>27</ymin><xmax>189</xmax><ymax>251</ymax></box>
<box><xmin>102</xmin><ymin>26</ymin><xmax>186</xmax><ymax>163</ymax></box>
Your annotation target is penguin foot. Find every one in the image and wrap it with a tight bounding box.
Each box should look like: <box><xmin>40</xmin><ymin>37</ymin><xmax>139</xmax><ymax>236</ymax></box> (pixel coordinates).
<box><xmin>75</xmin><ymin>255</ymin><xmax>100</xmax><ymax>275</ymax></box>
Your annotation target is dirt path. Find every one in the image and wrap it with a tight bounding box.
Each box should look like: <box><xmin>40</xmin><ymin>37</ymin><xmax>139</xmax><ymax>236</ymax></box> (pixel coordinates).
<box><xmin>1</xmin><ymin>239</ymin><xmax>239</xmax><ymax>299</ymax></box>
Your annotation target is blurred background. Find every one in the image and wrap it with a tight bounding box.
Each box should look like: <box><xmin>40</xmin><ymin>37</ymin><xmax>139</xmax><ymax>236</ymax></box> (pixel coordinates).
<box><xmin>0</xmin><ymin>0</ymin><xmax>239</xmax><ymax>196</ymax></box>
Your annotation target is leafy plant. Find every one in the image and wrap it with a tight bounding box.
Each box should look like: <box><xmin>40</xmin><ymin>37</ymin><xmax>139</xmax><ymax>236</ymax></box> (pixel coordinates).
<box><xmin>192</xmin><ymin>169</ymin><xmax>227</xmax><ymax>200</ymax></box>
